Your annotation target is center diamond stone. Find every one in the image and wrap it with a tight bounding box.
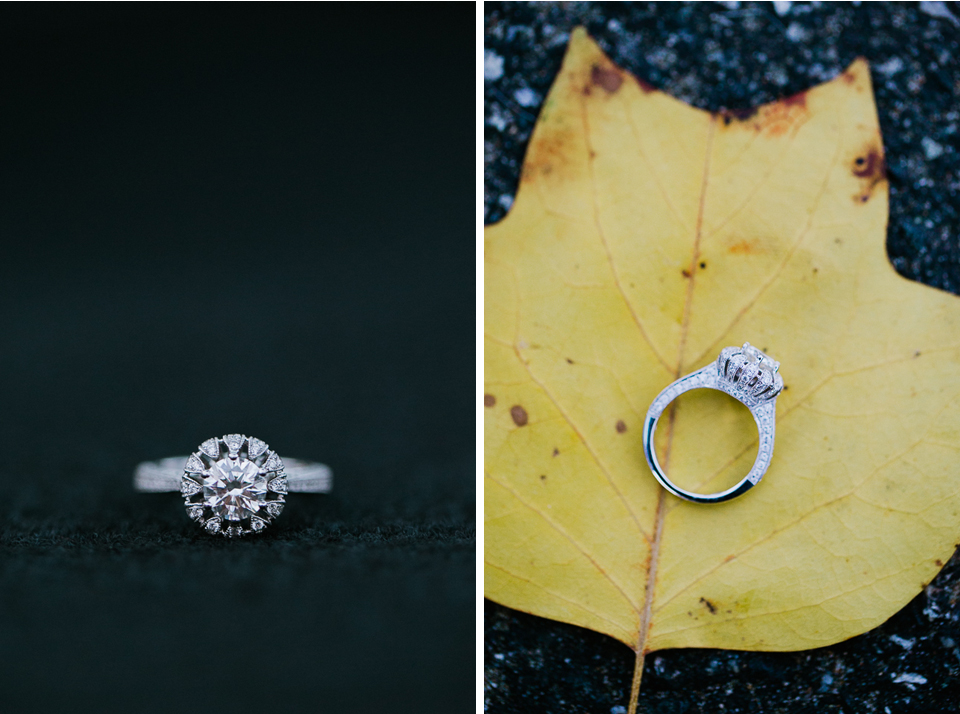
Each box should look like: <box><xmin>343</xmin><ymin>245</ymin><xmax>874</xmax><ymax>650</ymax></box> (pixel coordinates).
<box><xmin>203</xmin><ymin>457</ymin><xmax>267</xmax><ymax>521</ymax></box>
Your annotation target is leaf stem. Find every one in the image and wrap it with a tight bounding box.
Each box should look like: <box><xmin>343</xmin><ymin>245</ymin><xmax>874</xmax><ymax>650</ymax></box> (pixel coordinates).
<box><xmin>630</xmin><ymin>108</ymin><xmax>714</xmax><ymax>705</ymax></box>
<box><xmin>628</xmin><ymin>649</ymin><xmax>645</xmax><ymax>714</ymax></box>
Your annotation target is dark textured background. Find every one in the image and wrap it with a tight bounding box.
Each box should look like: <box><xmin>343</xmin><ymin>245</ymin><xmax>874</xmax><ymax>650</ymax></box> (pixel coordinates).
<box><xmin>485</xmin><ymin>2</ymin><xmax>960</xmax><ymax>712</ymax></box>
<box><xmin>0</xmin><ymin>4</ymin><xmax>474</xmax><ymax>713</ymax></box>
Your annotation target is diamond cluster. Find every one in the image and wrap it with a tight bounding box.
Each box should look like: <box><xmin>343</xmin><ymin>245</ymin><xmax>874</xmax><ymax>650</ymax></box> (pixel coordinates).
<box><xmin>180</xmin><ymin>434</ymin><xmax>288</xmax><ymax>537</ymax></box>
<box><xmin>717</xmin><ymin>343</ymin><xmax>783</xmax><ymax>407</ymax></box>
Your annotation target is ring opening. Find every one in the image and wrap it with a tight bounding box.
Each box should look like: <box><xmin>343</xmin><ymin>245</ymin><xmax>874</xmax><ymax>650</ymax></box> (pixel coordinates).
<box><xmin>652</xmin><ymin>387</ymin><xmax>759</xmax><ymax>495</ymax></box>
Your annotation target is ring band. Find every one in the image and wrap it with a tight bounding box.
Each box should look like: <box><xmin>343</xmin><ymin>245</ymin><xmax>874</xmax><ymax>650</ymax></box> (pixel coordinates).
<box><xmin>134</xmin><ymin>457</ymin><xmax>333</xmax><ymax>493</ymax></box>
<box><xmin>643</xmin><ymin>343</ymin><xmax>783</xmax><ymax>504</ymax></box>
<box><xmin>133</xmin><ymin>433</ymin><xmax>332</xmax><ymax>536</ymax></box>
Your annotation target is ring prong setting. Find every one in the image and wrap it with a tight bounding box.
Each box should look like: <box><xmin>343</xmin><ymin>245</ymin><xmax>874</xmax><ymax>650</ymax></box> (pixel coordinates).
<box><xmin>181</xmin><ymin>434</ymin><xmax>288</xmax><ymax>537</ymax></box>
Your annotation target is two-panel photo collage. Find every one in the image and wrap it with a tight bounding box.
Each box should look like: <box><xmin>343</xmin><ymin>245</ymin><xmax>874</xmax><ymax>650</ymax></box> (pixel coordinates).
<box><xmin>2</xmin><ymin>3</ymin><xmax>960</xmax><ymax>713</ymax></box>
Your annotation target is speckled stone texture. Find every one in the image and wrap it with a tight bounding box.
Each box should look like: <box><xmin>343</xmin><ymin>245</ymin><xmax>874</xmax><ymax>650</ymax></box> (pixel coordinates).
<box><xmin>484</xmin><ymin>2</ymin><xmax>960</xmax><ymax>712</ymax></box>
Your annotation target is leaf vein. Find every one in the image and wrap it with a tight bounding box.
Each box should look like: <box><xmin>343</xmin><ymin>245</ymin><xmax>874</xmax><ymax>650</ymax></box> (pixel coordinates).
<box><xmin>690</xmin><ymin>119</ymin><xmax>846</xmax><ymax>367</ymax></box>
<box><xmin>510</xmin><ymin>342</ymin><xmax>653</xmax><ymax>543</ymax></box>
<box><xmin>700</xmin><ymin>113</ymin><xmax>810</xmax><ymax>245</ymax></box>
<box><xmin>654</xmin><ymin>427</ymin><xmax>947</xmax><ymax>613</ymax></box>
<box><xmin>580</xmin><ymin>93</ymin><xmax>674</xmax><ymax>375</ymax></box>
<box><xmin>486</xmin><ymin>472</ymin><xmax>643</xmax><ymax>613</ymax></box>
<box><xmin>484</xmin><ymin>560</ymin><xmax>635</xmax><ymax>639</ymax></box>
<box><xmin>657</xmin><ymin>568</ymin><xmax>912</xmax><ymax>639</ymax></box>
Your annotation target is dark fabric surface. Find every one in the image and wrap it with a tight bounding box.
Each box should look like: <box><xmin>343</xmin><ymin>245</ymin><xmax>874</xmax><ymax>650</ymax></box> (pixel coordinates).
<box><xmin>0</xmin><ymin>5</ymin><xmax>474</xmax><ymax>713</ymax></box>
<box><xmin>485</xmin><ymin>2</ymin><xmax>960</xmax><ymax>712</ymax></box>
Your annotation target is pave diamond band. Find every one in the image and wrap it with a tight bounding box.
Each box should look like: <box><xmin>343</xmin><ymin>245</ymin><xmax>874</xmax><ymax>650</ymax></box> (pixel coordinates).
<box><xmin>134</xmin><ymin>457</ymin><xmax>333</xmax><ymax>493</ymax></box>
<box><xmin>643</xmin><ymin>343</ymin><xmax>782</xmax><ymax>504</ymax></box>
<box><xmin>133</xmin><ymin>434</ymin><xmax>332</xmax><ymax>537</ymax></box>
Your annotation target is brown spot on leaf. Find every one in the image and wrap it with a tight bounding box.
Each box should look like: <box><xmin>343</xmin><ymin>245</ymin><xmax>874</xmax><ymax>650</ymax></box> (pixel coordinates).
<box><xmin>484</xmin><ymin>394</ymin><xmax>496</xmax><ymax>408</ymax></box>
<box><xmin>728</xmin><ymin>239</ymin><xmax>757</xmax><ymax>255</ymax></box>
<box><xmin>700</xmin><ymin>597</ymin><xmax>718</xmax><ymax>614</ymax></box>
<box><xmin>699</xmin><ymin>261</ymin><xmax>707</xmax><ymax>269</ymax></box>
<box><xmin>732</xmin><ymin>107</ymin><xmax>757</xmax><ymax>120</ymax></box>
<box><xmin>616</xmin><ymin>420</ymin><xmax>627</xmax><ymax>434</ymax></box>
<box><xmin>735</xmin><ymin>94</ymin><xmax>810</xmax><ymax>137</ymax></box>
<box><xmin>936</xmin><ymin>559</ymin><xmax>944</xmax><ymax>567</ymax></box>
<box><xmin>843</xmin><ymin>70</ymin><xmax>856</xmax><ymax>84</ymax></box>
<box><xmin>782</xmin><ymin>90</ymin><xmax>807</xmax><ymax>109</ymax></box>
<box><xmin>636</xmin><ymin>77</ymin><xmax>656</xmax><ymax>94</ymax></box>
<box><xmin>852</xmin><ymin>147</ymin><xmax>887</xmax><ymax>203</ymax></box>
<box><xmin>540</xmin><ymin>474</ymin><xmax>547</xmax><ymax>481</ymax></box>
<box><xmin>520</xmin><ymin>117</ymin><xmax>578</xmax><ymax>185</ymax></box>
<box><xmin>566</xmin><ymin>358</ymin><xmax>574</xmax><ymax>364</ymax></box>
<box><xmin>681</xmin><ymin>268</ymin><xmax>692</xmax><ymax>278</ymax></box>
<box><xmin>720</xmin><ymin>106</ymin><xmax>758</xmax><ymax>124</ymax></box>
<box><xmin>510</xmin><ymin>405</ymin><xmax>528</xmax><ymax>426</ymax></box>
<box><xmin>724</xmin><ymin>554</ymin><xmax>735</xmax><ymax>563</ymax></box>
<box><xmin>590</xmin><ymin>64</ymin><xmax>623</xmax><ymax>93</ymax></box>
<box><xmin>853</xmin><ymin>150</ymin><xmax>885</xmax><ymax>179</ymax></box>
<box><xmin>552</xmin><ymin>448</ymin><xmax>559</xmax><ymax>457</ymax></box>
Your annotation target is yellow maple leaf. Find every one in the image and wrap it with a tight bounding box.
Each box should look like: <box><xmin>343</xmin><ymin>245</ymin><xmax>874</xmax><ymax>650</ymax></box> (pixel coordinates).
<box><xmin>484</xmin><ymin>27</ymin><xmax>960</xmax><ymax>705</ymax></box>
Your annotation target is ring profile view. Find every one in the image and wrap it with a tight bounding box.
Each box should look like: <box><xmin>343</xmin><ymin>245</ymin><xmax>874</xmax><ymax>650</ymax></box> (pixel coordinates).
<box><xmin>134</xmin><ymin>433</ymin><xmax>333</xmax><ymax>537</ymax></box>
<box><xmin>643</xmin><ymin>343</ymin><xmax>783</xmax><ymax>504</ymax></box>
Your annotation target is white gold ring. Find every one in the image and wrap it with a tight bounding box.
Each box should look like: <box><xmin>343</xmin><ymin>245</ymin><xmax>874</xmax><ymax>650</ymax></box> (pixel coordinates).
<box><xmin>134</xmin><ymin>433</ymin><xmax>333</xmax><ymax>537</ymax></box>
<box><xmin>643</xmin><ymin>343</ymin><xmax>783</xmax><ymax>504</ymax></box>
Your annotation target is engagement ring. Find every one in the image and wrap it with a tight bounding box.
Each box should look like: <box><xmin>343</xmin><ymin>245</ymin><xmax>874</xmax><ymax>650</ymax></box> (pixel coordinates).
<box><xmin>134</xmin><ymin>433</ymin><xmax>333</xmax><ymax>536</ymax></box>
<box><xmin>643</xmin><ymin>343</ymin><xmax>783</xmax><ymax>504</ymax></box>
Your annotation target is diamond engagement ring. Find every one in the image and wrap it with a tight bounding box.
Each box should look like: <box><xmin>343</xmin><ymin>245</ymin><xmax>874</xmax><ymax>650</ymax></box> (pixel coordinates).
<box><xmin>133</xmin><ymin>433</ymin><xmax>333</xmax><ymax>537</ymax></box>
<box><xmin>643</xmin><ymin>343</ymin><xmax>784</xmax><ymax>504</ymax></box>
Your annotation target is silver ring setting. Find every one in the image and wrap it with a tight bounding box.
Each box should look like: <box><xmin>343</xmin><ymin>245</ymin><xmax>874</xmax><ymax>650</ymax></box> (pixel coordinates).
<box><xmin>643</xmin><ymin>343</ymin><xmax>783</xmax><ymax>504</ymax></box>
<box><xmin>133</xmin><ymin>434</ymin><xmax>333</xmax><ymax>537</ymax></box>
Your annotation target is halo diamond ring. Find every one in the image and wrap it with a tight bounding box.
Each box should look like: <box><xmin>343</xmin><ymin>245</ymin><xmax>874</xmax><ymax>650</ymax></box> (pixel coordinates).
<box><xmin>134</xmin><ymin>434</ymin><xmax>333</xmax><ymax>536</ymax></box>
<box><xmin>643</xmin><ymin>343</ymin><xmax>783</xmax><ymax>504</ymax></box>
